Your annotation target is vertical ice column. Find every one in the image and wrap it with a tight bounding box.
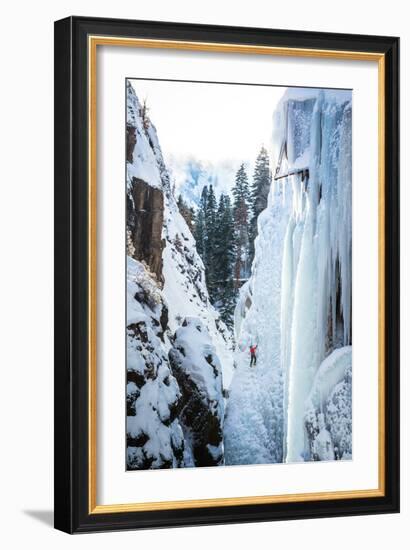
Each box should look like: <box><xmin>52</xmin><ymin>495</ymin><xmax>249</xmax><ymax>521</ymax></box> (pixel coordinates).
<box><xmin>283</xmin><ymin>93</ymin><xmax>352</xmax><ymax>462</ymax></box>
<box><xmin>285</xmin><ymin>195</ymin><xmax>318</xmax><ymax>462</ymax></box>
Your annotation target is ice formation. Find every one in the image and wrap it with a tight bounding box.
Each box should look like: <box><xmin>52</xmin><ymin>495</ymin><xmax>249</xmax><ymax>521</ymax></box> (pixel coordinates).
<box><xmin>226</xmin><ymin>88</ymin><xmax>352</xmax><ymax>464</ymax></box>
<box><xmin>305</xmin><ymin>346</ymin><xmax>352</xmax><ymax>460</ymax></box>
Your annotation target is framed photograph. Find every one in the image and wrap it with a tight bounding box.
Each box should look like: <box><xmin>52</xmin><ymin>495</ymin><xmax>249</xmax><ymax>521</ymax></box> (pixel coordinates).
<box><xmin>54</xmin><ymin>16</ymin><xmax>400</xmax><ymax>533</ymax></box>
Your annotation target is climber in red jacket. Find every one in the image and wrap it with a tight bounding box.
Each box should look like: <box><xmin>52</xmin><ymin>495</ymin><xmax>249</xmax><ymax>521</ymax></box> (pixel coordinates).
<box><xmin>249</xmin><ymin>344</ymin><xmax>258</xmax><ymax>367</ymax></box>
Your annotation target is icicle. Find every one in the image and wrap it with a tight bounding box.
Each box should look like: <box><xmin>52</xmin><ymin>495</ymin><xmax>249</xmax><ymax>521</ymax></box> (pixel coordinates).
<box><xmin>285</xmin><ymin>195</ymin><xmax>318</xmax><ymax>462</ymax></box>
<box><xmin>280</xmin><ymin>217</ymin><xmax>296</xmax><ymax>455</ymax></box>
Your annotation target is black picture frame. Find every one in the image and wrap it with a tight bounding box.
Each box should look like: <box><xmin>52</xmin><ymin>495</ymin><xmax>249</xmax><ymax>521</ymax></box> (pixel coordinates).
<box><xmin>54</xmin><ymin>15</ymin><xmax>400</xmax><ymax>533</ymax></box>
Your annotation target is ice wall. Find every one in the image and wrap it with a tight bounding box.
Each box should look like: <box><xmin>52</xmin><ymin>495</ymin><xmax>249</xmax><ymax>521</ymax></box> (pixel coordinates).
<box><xmin>225</xmin><ymin>88</ymin><xmax>352</xmax><ymax>464</ymax></box>
<box><xmin>282</xmin><ymin>90</ymin><xmax>352</xmax><ymax>462</ymax></box>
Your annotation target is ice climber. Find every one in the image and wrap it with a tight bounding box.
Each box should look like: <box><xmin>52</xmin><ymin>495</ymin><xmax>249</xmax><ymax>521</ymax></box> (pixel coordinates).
<box><xmin>249</xmin><ymin>344</ymin><xmax>257</xmax><ymax>367</ymax></box>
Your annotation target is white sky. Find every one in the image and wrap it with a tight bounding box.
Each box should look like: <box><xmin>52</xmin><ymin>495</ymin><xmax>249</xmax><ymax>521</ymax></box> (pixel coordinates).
<box><xmin>129</xmin><ymin>79</ymin><xmax>285</xmax><ymax>167</ymax></box>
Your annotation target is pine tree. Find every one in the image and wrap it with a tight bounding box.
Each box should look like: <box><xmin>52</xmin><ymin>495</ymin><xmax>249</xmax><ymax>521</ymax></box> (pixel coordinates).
<box><xmin>204</xmin><ymin>185</ymin><xmax>217</xmax><ymax>237</ymax></box>
<box><xmin>193</xmin><ymin>185</ymin><xmax>216</xmax><ymax>299</ymax></box>
<box><xmin>177</xmin><ymin>194</ymin><xmax>195</xmax><ymax>232</ymax></box>
<box><xmin>203</xmin><ymin>185</ymin><xmax>217</xmax><ymax>300</ymax></box>
<box><xmin>232</xmin><ymin>164</ymin><xmax>251</xmax><ymax>287</ymax></box>
<box><xmin>194</xmin><ymin>186</ymin><xmax>237</xmax><ymax>327</ymax></box>
<box><xmin>214</xmin><ymin>194</ymin><xmax>236</xmax><ymax>326</ymax></box>
<box><xmin>192</xmin><ymin>160</ymin><xmax>268</xmax><ymax>322</ymax></box>
<box><xmin>233</xmin><ymin>163</ymin><xmax>251</xmax><ymax>212</ymax></box>
<box><xmin>249</xmin><ymin>147</ymin><xmax>272</xmax><ymax>262</ymax></box>
<box><xmin>194</xmin><ymin>187</ymin><xmax>207</xmax><ymax>259</ymax></box>
<box><xmin>199</xmin><ymin>185</ymin><xmax>208</xmax><ymax>213</ymax></box>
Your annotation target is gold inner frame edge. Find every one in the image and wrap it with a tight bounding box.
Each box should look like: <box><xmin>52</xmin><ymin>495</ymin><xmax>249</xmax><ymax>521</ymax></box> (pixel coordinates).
<box><xmin>88</xmin><ymin>35</ymin><xmax>386</xmax><ymax>514</ymax></box>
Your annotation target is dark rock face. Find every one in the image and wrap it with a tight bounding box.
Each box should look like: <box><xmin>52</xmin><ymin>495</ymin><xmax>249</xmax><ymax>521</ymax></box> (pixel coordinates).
<box><xmin>127</xmin><ymin>178</ymin><xmax>165</xmax><ymax>284</ymax></box>
<box><xmin>126</xmin><ymin>260</ymin><xmax>185</xmax><ymax>470</ymax></box>
<box><xmin>169</xmin><ymin>355</ymin><xmax>223</xmax><ymax>466</ymax></box>
<box><xmin>168</xmin><ymin>318</ymin><xmax>224</xmax><ymax>467</ymax></box>
<box><xmin>126</xmin><ymin>124</ymin><xmax>137</xmax><ymax>163</ymax></box>
<box><xmin>126</xmin><ymin>82</ymin><xmax>230</xmax><ymax>470</ymax></box>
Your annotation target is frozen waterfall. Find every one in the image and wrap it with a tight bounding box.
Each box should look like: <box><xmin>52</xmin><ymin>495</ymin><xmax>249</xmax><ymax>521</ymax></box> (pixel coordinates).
<box><xmin>225</xmin><ymin>88</ymin><xmax>352</xmax><ymax>464</ymax></box>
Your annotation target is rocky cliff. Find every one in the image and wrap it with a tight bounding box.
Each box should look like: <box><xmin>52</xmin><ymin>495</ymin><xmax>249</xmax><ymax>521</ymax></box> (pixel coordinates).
<box><xmin>169</xmin><ymin>318</ymin><xmax>224</xmax><ymax>466</ymax></box>
<box><xmin>127</xmin><ymin>179</ymin><xmax>164</xmax><ymax>283</ymax></box>
<box><xmin>126</xmin><ymin>81</ymin><xmax>230</xmax><ymax>469</ymax></box>
<box><xmin>126</xmin><ymin>258</ymin><xmax>184</xmax><ymax>469</ymax></box>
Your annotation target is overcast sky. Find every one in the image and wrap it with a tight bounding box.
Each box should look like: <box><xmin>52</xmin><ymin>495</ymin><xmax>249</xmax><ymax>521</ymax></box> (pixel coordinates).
<box><xmin>129</xmin><ymin>79</ymin><xmax>285</xmax><ymax>168</ymax></box>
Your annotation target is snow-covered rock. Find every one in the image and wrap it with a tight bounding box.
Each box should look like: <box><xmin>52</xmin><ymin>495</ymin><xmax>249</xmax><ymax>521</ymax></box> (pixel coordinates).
<box><xmin>126</xmin><ymin>258</ymin><xmax>185</xmax><ymax>469</ymax></box>
<box><xmin>169</xmin><ymin>318</ymin><xmax>225</xmax><ymax>466</ymax></box>
<box><xmin>127</xmin><ymin>80</ymin><xmax>234</xmax><ymax>388</ymax></box>
<box><xmin>126</xmin><ymin>81</ymin><xmax>233</xmax><ymax>468</ymax></box>
<box><xmin>162</xmin><ymin>182</ymin><xmax>234</xmax><ymax>389</ymax></box>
